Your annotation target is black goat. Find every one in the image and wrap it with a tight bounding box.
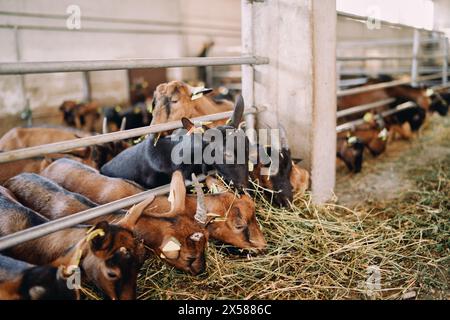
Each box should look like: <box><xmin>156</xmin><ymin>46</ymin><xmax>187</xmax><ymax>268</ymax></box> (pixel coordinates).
<box><xmin>101</xmin><ymin>96</ymin><xmax>249</xmax><ymax>189</ymax></box>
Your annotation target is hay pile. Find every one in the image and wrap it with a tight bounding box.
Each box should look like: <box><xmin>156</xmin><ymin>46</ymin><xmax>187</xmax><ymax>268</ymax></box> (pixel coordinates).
<box><xmin>133</xmin><ymin>157</ymin><xmax>448</xmax><ymax>300</ymax></box>
<box><xmin>82</xmin><ymin>116</ymin><xmax>449</xmax><ymax>300</ymax></box>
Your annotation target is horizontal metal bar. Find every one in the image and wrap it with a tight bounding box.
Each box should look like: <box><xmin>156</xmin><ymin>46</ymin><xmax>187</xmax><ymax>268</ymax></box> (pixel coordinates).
<box><xmin>337</xmin><ymin>98</ymin><xmax>396</xmax><ymax>118</ymax></box>
<box><xmin>337</xmin><ymin>11</ymin><xmax>445</xmax><ymax>34</ymax></box>
<box><xmin>213</xmin><ymin>71</ymin><xmax>242</xmax><ymax>78</ymax></box>
<box><xmin>0</xmin><ymin>173</ymin><xmax>209</xmax><ymax>251</ymax></box>
<box><xmin>0</xmin><ymin>56</ymin><xmax>268</xmax><ymax>75</ymax></box>
<box><xmin>0</xmin><ymin>109</ymin><xmax>256</xmax><ymax>164</ymax></box>
<box><xmin>337</xmin><ymin>55</ymin><xmax>445</xmax><ymax>61</ymax></box>
<box><xmin>336</xmin><ymin>101</ymin><xmax>417</xmax><ymax>133</ymax></box>
<box><xmin>0</xmin><ymin>10</ymin><xmax>241</xmax><ymax>32</ymax></box>
<box><xmin>0</xmin><ymin>24</ymin><xmax>240</xmax><ymax>39</ymax></box>
<box><xmin>339</xmin><ymin>67</ymin><xmax>443</xmax><ymax>76</ymax></box>
<box><xmin>337</xmin><ymin>73</ymin><xmax>445</xmax><ymax>97</ymax></box>
<box><xmin>339</xmin><ymin>78</ymin><xmax>368</xmax><ymax>87</ymax></box>
<box><xmin>338</xmin><ymin>38</ymin><xmax>441</xmax><ymax>47</ymax></box>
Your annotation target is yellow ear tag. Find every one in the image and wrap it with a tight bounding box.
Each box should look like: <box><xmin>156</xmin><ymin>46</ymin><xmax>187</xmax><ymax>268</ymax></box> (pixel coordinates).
<box><xmin>146</xmin><ymin>101</ymin><xmax>153</xmax><ymax>113</ymax></box>
<box><xmin>210</xmin><ymin>184</ymin><xmax>220</xmax><ymax>194</ymax></box>
<box><xmin>115</xmin><ymin>105</ymin><xmax>122</xmax><ymax>112</ymax></box>
<box><xmin>86</xmin><ymin>229</ymin><xmax>105</xmax><ymax>242</ymax></box>
<box><xmin>248</xmin><ymin>161</ymin><xmax>254</xmax><ymax>172</ymax></box>
<box><xmin>160</xmin><ymin>253</ymin><xmax>166</xmax><ymax>259</ymax></box>
<box><xmin>363</xmin><ymin>112</ymin><xmax>374</xmax><ymax>123</ymax></box>
<box><xmin>134</xmin><ymin>107</ymin><xmax>141</xmax><ymax>114</ymax></box>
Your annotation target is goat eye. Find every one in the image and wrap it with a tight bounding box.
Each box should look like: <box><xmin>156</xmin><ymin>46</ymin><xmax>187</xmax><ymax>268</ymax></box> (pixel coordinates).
<box><xmin>235</xmin><ymin>224</ymin><xmax>247</xmax><ymax>231</ymax></box>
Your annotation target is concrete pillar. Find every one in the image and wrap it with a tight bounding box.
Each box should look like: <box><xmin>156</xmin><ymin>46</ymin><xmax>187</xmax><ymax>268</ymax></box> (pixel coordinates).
<box><xmin>248</xmin><ymin>0</ymin><xmax>337</xmax><ymax>203</ymax></box>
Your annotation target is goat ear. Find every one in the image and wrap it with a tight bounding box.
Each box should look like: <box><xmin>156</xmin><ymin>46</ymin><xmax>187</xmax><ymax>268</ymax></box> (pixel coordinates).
<box><xmin>181</xmin><ymin>117</ymin><xmax>195</xmax><ymax>131</ymax></box>
<box><xmin>228</xmin><ymin>95</ymin><xmax>244</xmax><ymax>128</ymax></box>
<box><xmin>89</xmin><ymin>221</ymin><xmax>111</xmax><ymax>252</ymax></box>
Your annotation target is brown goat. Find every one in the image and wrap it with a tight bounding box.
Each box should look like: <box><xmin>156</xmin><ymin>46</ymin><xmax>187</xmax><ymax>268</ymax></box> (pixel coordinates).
<box><xmin>0</xmin><ymin>126</ymin><xmax>129</xmax><ymax>170</ymax></box>
<box><xmin>352</xmin><ymin>127</ymin><xmax>388</xmax><ymax>157</ymax></box>
<box><xmin>59</xmin><ymin>100</ymin><xmax>101</xmax><ymax>132</ymax></box>
<box><xmin>40</xmin><ymin>158</ymin><xmax>266</xmax><ymax>251</ymax></box>
<box><xmin>0</xmin><ymin>253</ymin><xmax>79</xmax><ymax>300</ymax></box>
<box><xmin>151</xmin><ymin>80</ymin><xmax>233</xmax><ymax>129</ymax></box>
<box><xmin>1</xmin><ymin>179</ymin><xmax>149</xmax><ymax>300</ymax></box>
<box><xmin>290</xmin><ymin>163</ymin><xmax>310</xmax><ymax>195</ymax></box>
<box><xmin>11</xmin><ymin>170</ymin><xmax>208</xmax><ymax>275</ymax></box>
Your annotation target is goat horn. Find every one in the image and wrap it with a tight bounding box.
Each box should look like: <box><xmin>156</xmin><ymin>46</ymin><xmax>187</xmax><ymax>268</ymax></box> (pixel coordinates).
<box><xmin>192</xmin><ymin>173</ymin><xmax>207</xmax><ymax>225</ymax></box>
<box><xmin>118</xmin><ymin>194</ymin><xmax>155</xmax><ymax>229</ymax></box>
<box><xmin>120</xmin><ymin>117</ymin><xmax>127</xmax><ymax>131</ymax></box>
<box><xmin>279</xmin><ymin>123</ymin><xmax>289</xmax><ymax>150</ymax></box>
<box><xmin>142</xmin><ymin>171</ymin><xmax>186</xmax><ymax>218</ymax></box>
<box><xmin>102</xmin><ymin>117</ymin><xmax>108</xmax><ymax>134</ymax></box>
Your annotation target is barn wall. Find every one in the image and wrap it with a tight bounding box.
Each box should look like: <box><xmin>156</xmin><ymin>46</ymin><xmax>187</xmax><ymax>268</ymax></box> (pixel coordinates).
<box><xmin>0</xmin><ymin>0</ymin><xmax>241</xmax><ymax>117</ymax></box>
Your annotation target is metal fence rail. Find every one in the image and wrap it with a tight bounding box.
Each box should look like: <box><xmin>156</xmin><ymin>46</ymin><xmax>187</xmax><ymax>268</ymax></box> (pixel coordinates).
<box><xmin>337</xmin><ymin>73</ymin><xmax>446</xmax><ymax>97</ymax></box>
<box><xmin>0</xmin><ymin>173</ymin><xmax>210</xmax><ymax>251</ymax></box>
<box><xmin>0</xmin><ymin>56</ymin><xmax>269</xmax><ymax>75</ymax></box>
<box><xmin>337</xmin><ymin>98</ymin><xmax>396</xmax><ymax>118</ymax></box>
<box><xmin>336</xmin><ymin>101</ymin><xmax>417</xmax><ymax>133</ymax></box>
<box><xmin>0</xmin><ymin>108</ymin><xmax>256</xmax><ymax>164</ymax></box>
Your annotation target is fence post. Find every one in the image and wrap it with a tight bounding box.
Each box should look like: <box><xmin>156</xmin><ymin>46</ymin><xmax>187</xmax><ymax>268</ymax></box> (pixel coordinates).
<box><xmin>442</xmin><ymin>36</ymin><xmax>448</xmax><ymax>85</ymax></box>
<box><xmin>241</xmin><ymin>0</ymin><xmax>257</xmax><ymax>147</ymax></box>
<box><xmin>411</xmin><ymin>29</ymin><xmax>420</xmax><ymax>87</ymax></box>
<box><xmin>251</xmin><ymin>0</ymin><xmax>336</xmax><ymax>203</ymax></box>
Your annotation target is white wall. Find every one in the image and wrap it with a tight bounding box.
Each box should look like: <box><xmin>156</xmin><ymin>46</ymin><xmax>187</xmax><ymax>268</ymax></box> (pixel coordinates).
<box><xmin>0</xmin><ymin>0</ymin><xmax>241</xmax><ymax>116</ymax></box>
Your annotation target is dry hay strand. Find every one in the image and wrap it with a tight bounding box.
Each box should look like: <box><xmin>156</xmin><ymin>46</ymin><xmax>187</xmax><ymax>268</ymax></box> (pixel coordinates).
<box><xmin>132</xmin><ymin>157</ymin><xmax>448</xmax><ymax>300</ymax></box>
<box><xmin>81</xmin><ymin>136</ymin><xmax>449</xmax><ymax>300</ymax></box>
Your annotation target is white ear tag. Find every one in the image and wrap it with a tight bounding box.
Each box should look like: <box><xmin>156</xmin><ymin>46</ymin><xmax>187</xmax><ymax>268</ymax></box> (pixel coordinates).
<box><xmin>190</xmin><ymin>232</ymin><xmax>203</xmax><ymax>242</ymax></box>
<box><xmin>191</xmin><ymin>92</ymin><xmax>204</xmax><ymax>100</ymax></box>
<box><xmin>160</xmin><ymin>253</ymin><xmax>167</xmax><ymax>259</ymax></box>
<box><xmin>378</xmin><ymin>128</ymin><xmax>388</xmax><ymax>141</ymax></box>
<box><xmin>162</xmin><ymin>237</ymin><xmax>181</xmax><ymax>252</ymax></box>
<box><xmin>426</xmin><ymin>88</ymin><xmax>434</xmax><ymax>97</ymax></box>
<box><xmin>347</xmin><ymin>136</ymin><xmax>358</xmax><ymax>145</ymax></box>
<box><xmin>248</xmin><ymin>161</ymin><xmax>254</xmax><ymax>172</ymax></box>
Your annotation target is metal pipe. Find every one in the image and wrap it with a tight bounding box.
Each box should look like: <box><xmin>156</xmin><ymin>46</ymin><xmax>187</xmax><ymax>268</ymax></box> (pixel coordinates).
<box><xmin>336</xmin><ymin>101</ymin><xmax>416</xmax><ymax>132</ymax></box>
<box><xmin>0</xmin><ymin>173</ymin><xmax>210</xmax><ymax>251</ymax></box>
<box><xmin>0</xmin><ymin>10</ymin><xmax>241</xmax><ymax>33</ymax></box>
<box><xmin>337</xmin><ymin>98</ymin><xmax>396</xmax><ymax>118</ymax></box>
<box><xmin>0</xmin><ymin>56</ymin><xmax>269</xmax><ymax>75</ymax></box>
<box><xmin>241</xmin><ymin>0</ymin><xmax>258</xmax><ymax>147</ymax></box>
<box><xmin>411</xmin><ymin>29</ymin><xmax>421</xmax><ymax>86</ymax></box>
<box><xmin>0</xmin><ymin>109</ymin><xmax>256</xmax><ymax>163</ymax></box>
<box><xmin>442</xmin><ymin>36</ymin><xmax>448</xmax><ymax>86</ymax></box>
<box><xmin>337</xmin><ymin>73</ymin><xmax>445</xmax><ymax>97</ymax></box>
<box><xmin>339</xmin><ymin>67</ymin><xmax>442</xmax><ymax>76</ymax></box>
<box><xmin>339</xmin><ymin>78</ymin><xmax>368</xmax><ymax>87</ymax></box>
<box><xmin>338</xmin><ymin>38</ymin><xmax>440</xmax><ymax>47</ymax></box>
<box><xmin>337</xmin><ymin>54</ymin><xmax>444</xmax><ymax>61</ymax></box>
<box><xmin>0</xmin><ymin>24</ymin><xmax>240</xmax><ymax>39</ymax></box>
<box><xmin>337</xmin><ymin>11</ymin><xmax>445</xmax><ymax>34</ymax></box>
